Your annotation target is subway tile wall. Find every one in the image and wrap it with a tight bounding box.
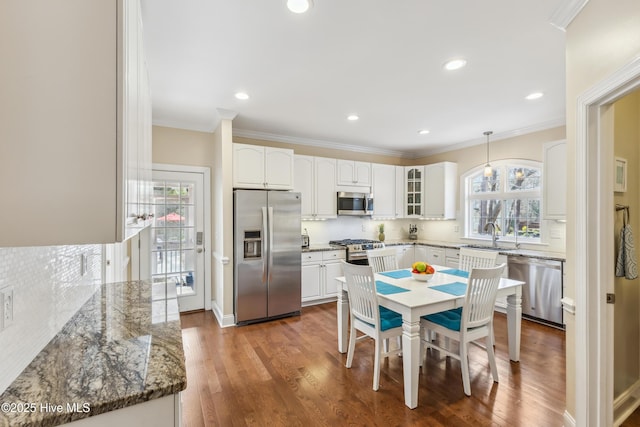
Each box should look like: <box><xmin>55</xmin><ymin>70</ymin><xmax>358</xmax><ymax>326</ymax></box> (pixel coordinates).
<box><xmin>0</xmin><ymin>244</ymin><xmax>103</xmax><ymax>394</ymax></box>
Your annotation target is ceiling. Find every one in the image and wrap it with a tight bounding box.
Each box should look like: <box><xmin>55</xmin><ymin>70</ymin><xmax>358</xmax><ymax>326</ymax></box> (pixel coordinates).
<box><xmin>140</xmin><ymin>0</ymin><xmax>567</xmax><ymax>158</ymax></box>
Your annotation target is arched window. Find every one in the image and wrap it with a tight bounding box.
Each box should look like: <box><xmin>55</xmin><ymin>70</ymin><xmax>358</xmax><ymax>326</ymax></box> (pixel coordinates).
<box><xmin>463</xmin><ymin>160</ymin><xmax>542</xmax><ymax>244</ymax></box>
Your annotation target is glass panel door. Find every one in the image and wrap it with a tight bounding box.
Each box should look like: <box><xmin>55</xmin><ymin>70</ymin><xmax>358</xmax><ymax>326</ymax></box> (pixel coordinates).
<box><xmin>151</xmin><ymin>170</ymin><xmax>205</xmax><ymax>311</ymax></box>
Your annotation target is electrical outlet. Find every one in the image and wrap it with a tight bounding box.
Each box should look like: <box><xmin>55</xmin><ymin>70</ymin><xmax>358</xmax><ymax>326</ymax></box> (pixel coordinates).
<box><xmin>361</xmin><ymin>223</ymin><xmax>367</xmax><ymax>232</ymax></box>
<box><xmin>453</xmin><ymin>225</ymin><xmax>460</xmax><ymax>232</ymax></box>
<box><xmin>81</xmin><ymin>253</ymin><xmax>88</xmax><ymax>276</ymax></box>
<box><xmin>0</xmin><ymin>287</ymin><xmax>14</xmax><ymax>330</ymax></box>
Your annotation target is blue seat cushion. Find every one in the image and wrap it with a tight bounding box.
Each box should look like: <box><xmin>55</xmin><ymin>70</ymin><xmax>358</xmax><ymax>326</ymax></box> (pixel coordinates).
<box><xmin>358</xmin><ymin>306</ymin><xmax>403</xmax><ymax>331</ymax></box>
<box><xmin>379</xmin><ymin>306</ymin><xmax>400</xmax><ymax>319</ymax></box>
<box><xmin>421</xmin><ymin>307</ymin><xmax>463</xmax><ymax>331</ymax></box>
<box><xmin>378</xmin><ymin>306</ymin><xmax>403</xmax><ymax>331</ymax></box>
<box><xmin>380</xmin><ymin>314</ymin><xmax>402</xmax><ymax>331</ymax></box>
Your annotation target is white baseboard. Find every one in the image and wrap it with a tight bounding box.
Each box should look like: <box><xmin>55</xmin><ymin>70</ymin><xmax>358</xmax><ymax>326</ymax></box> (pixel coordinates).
<box><xmin>211</xmin><ymin>300</ymin><xmax>235</xmax><ymax>327</ymax></box>
<box><xmin>302</xmin><ymin>297</ymin><xmax>337</xmax><ymax>307</ymax></box>
<box><xmin>614</xmin><ymin>379</ymin><xmax>640</xmax><ymax>426</ymax></box>
<box><xmin>563</xmin><ymin>410</ymin><xmax>576</xmax><ymax>427</ymax></box>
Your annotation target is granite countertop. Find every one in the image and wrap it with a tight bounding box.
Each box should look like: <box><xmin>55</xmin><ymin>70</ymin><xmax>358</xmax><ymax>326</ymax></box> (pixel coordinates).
<box><xmin>0</xmin><ymin>281</ymin><xmax>186</xmax><ymax>427</ymax></box>
<box><xmin>313</xmin><ymin>239</ymin><xmax>566</xmax><ymax>261</ymax></box>
<box><xmin>302</xmin><ymin>244</ymin><xmax>344</xmax><ymax>253</ymax></box>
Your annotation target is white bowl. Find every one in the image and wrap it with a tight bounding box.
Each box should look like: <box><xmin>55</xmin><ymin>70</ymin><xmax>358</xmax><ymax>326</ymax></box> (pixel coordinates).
<box><xmin>412</xmin><ymin>272</ymin><xmax>434</xmax><ymax>282</ymax></box>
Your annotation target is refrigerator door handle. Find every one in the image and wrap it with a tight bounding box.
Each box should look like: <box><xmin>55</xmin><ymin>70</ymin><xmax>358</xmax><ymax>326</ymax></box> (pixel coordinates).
<box><xmin>261</xmin><ymin>207</ymin><xmax>268</xmax><ymax>283</ymax></box>
<box><xmin>268</xmin><ymin>206</ymin><xmax>274</xmax><ymax>282</ymax></box>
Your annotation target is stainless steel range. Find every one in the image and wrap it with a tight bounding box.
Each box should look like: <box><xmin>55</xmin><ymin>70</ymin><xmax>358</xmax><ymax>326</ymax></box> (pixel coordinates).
<box><xmin>329</xmin><ymin>239</ymin><xmax>384</xmax><ymax>265</ymax></box>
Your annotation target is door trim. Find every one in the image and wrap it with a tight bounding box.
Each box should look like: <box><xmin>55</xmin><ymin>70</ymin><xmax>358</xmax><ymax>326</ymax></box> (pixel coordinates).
<box><xmin>575</xmin><ymin>56</ymin><xmax>640</xmax><ymax>426</ymax></box>
<box><xmin>153</xmin><ymin>163</ymin><xmax>212</xmax><ymax>311</ymax></box>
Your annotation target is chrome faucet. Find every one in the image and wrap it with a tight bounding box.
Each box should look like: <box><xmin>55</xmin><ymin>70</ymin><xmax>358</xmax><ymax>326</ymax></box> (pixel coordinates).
<box><xmin>484</xmin><ymin>222</ymin><xmax>499</xmax><ymax>247</ymax></box>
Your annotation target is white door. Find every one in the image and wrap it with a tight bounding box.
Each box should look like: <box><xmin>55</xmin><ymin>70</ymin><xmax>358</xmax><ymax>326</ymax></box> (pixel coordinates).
<box><xmin>151</xmin><ymin>168</ymin><xmax>206</xmax><ymax>312</ymax></box>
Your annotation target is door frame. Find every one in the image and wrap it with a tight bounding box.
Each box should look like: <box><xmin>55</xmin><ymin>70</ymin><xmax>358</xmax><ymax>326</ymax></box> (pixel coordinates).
<box><xmin>153</xmin><ymin>163</ymin><xmax>212</xmax><ymax>311</ymax></box>
<box><xmin>575</xmin><ymin>57</ymin><xmax>640</xmax><ymax>426</ymax></box>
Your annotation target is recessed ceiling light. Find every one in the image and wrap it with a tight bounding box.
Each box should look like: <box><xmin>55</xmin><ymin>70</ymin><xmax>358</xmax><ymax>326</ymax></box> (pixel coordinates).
<box><xmin>525</xmin><ymin>92</ymin><xmax>544</xmax><ymax>100</ymax></box>
<box><xmin>443</xmin><ymin>58</ymin><xmax>467</xmax><ymax>71</ymax></box>
<box><xmin>418</xmin><ymin>129</ymin><xmax>430</xmax><ymax>135</ymax></box>
<box><xmin>347</xmin><ymin>114</ymin><xmax>359</xmax><ymax>121</ymax></box>
<box><xmin>287</xmin><ymin>0</ymin><xmax>312</xmax><ymax>13</ymax></box>
<box><xmin>234</xmin><ymin>92</ymin><xmax>249</xmax><ymax>100</ymax></box>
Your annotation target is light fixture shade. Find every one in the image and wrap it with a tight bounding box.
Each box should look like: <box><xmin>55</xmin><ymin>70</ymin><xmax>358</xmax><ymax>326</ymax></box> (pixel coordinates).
<box><xmin>483</xmin><ymin>130</ymin><xmax>493</xmax><ymax>178</ymax></box>
<box><xmin>287</xmin><ymin>0</ymin><xmax>312</xmax><ymax>13</ymax></box>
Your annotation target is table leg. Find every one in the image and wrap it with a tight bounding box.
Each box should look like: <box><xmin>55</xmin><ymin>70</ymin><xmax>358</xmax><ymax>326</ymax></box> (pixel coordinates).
<box><xmin>401</xmin><ymin>318</ymin><xmax>421</xmax><ymax>409</ymax></box>
<box><xmin>506</xmin><ymin>287</ymin><xmax>522</xmax><ymax>362</ymax></box>
<box><xmin>337</xmin><ymin>289</ymin><xmax>349</xmax><ymax>354</ymax></box>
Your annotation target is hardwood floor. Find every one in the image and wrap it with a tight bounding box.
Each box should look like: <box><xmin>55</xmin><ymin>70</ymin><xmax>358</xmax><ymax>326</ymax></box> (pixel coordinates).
<box><xmin>179</xmin><ymin>304</ymin><xmax>566</xmax><ymax>426</ymax></box>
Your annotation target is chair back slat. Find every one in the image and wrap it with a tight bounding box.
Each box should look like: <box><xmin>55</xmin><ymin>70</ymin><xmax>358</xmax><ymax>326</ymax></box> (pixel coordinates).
<box><xmin>462</xmin><ymin>264</ymin><xmax>506</xmax><ymax>330</ymax></box>
<box><xmin>459</xmin><ymin>247</ymin><xmax>499</xmax><ymax>271</ymax></box>
<box><xmin>366</xmin><ymin>247</ymin><xmax>398</xmax><ymax>273</ymax></box>
<box><xmin>342</xmin><ymin>261</ymin><xmax>380</xmax><ymax>326</ymax></box>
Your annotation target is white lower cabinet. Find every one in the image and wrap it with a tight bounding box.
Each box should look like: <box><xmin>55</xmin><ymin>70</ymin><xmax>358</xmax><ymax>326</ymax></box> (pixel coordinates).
<box><xmin>426</xmin><ymin>247</ymin><xmax>445</xmax><ymax>266</ymax></box>
<box><xmin>414</xmin><ymin>245</ymin><xmax>428</xmax><ymax>264</ymax></box>
<box><xmin>445</xmin><ymin>248</ymin><xmax>460</xmax><ymax>268</ymax></box>
<box><xmin>301</xmin><ymin>250</ymin><xmax>345</xmax><ymax>306</ymax></box>
<box><xmin>395</xmin><ymin>245</ymin><xmax>414</xmax><ymax>268</ymax></box>
<box><xmin>63</xmin><ymin>394</ymin><xmax>181</xmax><ymax>427</ymax></box>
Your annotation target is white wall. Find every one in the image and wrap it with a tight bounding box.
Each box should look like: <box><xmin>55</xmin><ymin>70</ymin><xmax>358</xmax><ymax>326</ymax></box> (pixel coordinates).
<box><xmin>0</xmin><ymin>244</ymin><xmax>103</xmax><ymax>394</ymax></box>
<box><xmin>565</xmin><ymin>0</ymin><xmax>640</xmax><ymax>419</ymax></box>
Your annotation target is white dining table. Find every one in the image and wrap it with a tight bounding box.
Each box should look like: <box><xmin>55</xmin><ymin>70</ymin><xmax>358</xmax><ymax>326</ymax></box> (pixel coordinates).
<box><xmin>335</xmin><ymin>265</ymin><xmax>524</xmax><ymax>409</ymax></box>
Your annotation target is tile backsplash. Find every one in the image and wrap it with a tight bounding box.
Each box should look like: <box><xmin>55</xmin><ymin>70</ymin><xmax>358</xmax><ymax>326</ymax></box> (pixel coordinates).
<box><xmin>0</xmin><ymin>244</ymin><xmax>103</xmax><ymax>394</ymax></box>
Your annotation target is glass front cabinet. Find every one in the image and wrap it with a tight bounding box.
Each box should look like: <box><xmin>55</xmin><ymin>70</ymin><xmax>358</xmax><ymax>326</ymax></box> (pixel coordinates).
<box><xmin>405</xmin><ymin>166</ymin><xmax>424</xmax><ymax>217</ymax></box>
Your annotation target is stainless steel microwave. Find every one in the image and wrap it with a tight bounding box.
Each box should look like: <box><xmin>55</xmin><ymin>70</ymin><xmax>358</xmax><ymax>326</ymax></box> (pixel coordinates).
<box><xmin>337</xmin><ymin>192</ymin><xmax>373</xmax><ymax>216</ymax></box>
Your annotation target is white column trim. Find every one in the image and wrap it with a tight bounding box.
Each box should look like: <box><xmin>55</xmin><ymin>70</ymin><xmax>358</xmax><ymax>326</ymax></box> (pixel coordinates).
<box><xmin>575</xmin><ymin>55</ymin><xmax>640</xmax><ymax>426</ymax></box>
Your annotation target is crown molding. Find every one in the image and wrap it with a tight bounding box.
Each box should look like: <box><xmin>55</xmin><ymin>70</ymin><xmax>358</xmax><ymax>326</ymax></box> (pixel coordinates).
<box><xmin>549</xmin><ymin>0</ymin><xmax>589</xmax><ymax>31</ymax></box>
<box><xmin>410</xmin><ymin>117</ymin><xmax>566</xmax><ymax>158</ymax></box>
<box><xmin>152</xmin><ymin>118</ymin><xmax>216</xmax><ymax>133</ymax></box>
<box><xmin>231</xmin><ymin>129</ymin><xmax>414</xmax><ymax>158</ymax></box>
<box><xmin>153</xmin><ymin>117</ymin><xmax>566</xmax><ymax>160</ymax></box>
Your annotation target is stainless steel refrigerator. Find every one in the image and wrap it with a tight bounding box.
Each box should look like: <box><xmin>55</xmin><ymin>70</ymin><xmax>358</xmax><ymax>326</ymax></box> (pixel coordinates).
<box><xmin>234</xmin><ymin>190</ymin><xmax>302</xmax><ymax>325</ymax></box>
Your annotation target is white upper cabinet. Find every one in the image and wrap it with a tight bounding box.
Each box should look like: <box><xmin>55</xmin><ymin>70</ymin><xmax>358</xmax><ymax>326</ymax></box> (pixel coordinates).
<box><xmin>405</xmin><ymin>166</ymin><xmax>424</xmax><ymax>218</ymax></box>
<box><xmin>337</xmin><ymin>160</ymin><xmax>371</xmax><ymax>187</ymax></box>
<box><xmin>371</xmin><ymin>163</ymin><xmax>397</xmax><ymax>218</ymax></box>
<box><xmin>233</xmin><ymin>143</ymin><xmax>294</xmax><ymax>190</ymax></box>
<box><xmin>395</xmin><ymin>166</ymin><xmax>405</xmax><ymax>218</ymax></box>
<box><xmin>0</xmin><ymin>0</ymin><xmax>151</xmax><ymax>246</ymax></box>
<box><xmin>423</xmin><ymin>162</ymin><xmax>457</xmax><ymax>219</ymax></box>
<box><xmin>543</xmin><ymin>140</ymin><xmax>567</xmax><ymax>220</ymax></box>
<box><xmin>294</xmin><ymin>155</ymin><xmax>337</xmax><ymax>219</ymax></box>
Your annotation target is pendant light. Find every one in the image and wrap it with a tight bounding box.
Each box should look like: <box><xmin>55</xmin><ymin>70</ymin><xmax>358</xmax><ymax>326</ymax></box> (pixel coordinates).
<box><xmin>483</xmin><ymin>131</ymin><xmax>493</xmax><ymax>177</ymax></box>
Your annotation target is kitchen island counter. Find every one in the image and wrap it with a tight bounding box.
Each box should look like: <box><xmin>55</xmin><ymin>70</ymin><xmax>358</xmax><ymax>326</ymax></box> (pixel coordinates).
<box><xmin>0</xmin><ymin>281</ymin><xmax>186</xmax><ymax>427</ymax></box>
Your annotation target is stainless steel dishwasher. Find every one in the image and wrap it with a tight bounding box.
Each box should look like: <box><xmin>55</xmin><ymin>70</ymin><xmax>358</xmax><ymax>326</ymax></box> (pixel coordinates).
<box><xmin>507</xmin><ymin>256</ymin><xmax>564</xmax><ymax>328</ymax></box>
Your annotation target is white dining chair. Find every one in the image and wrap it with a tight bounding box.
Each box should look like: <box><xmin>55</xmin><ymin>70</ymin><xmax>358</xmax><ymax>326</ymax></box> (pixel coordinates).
<box><xmin>420</xmin><ymin>264</ymin><xmax>506</xmax><ymax>396</ymax></box>
<box><xmin>458</xmin><ymin>247</ymin><xmax>500</xmax><ymax>345</ymax></box>
<box><xmin>365</xmin><ymin>247</ymin><xmax>402</xmax><ymax>353</ymax></box>
<box><xmin>366</xmin><ymin>247</ymin><xmax>398</xmax><ymax>273</ymax></box>
<box><xmin>458</xmin><ymin>247</ymin><xmax>499</xmax><ymax>271</ymax></box>
<box><xmin>342</xmin><ymin>261</ymin><xmax>403</xmax><ymax>391</ymax></box>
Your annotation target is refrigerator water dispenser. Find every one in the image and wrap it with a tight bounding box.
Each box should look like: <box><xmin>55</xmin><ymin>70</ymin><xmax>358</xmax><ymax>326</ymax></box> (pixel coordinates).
<box><xmin>243</xmin><ymin>230</ymin><xmax>262</xmax><ymax>259</ymax></box>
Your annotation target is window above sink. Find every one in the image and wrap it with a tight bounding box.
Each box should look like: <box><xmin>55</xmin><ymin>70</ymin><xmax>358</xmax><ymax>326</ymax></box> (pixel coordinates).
<box><xmin>463</xmin><ymin>159</ymin><xmax>542</xmax><ymax>245</ymax></box>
